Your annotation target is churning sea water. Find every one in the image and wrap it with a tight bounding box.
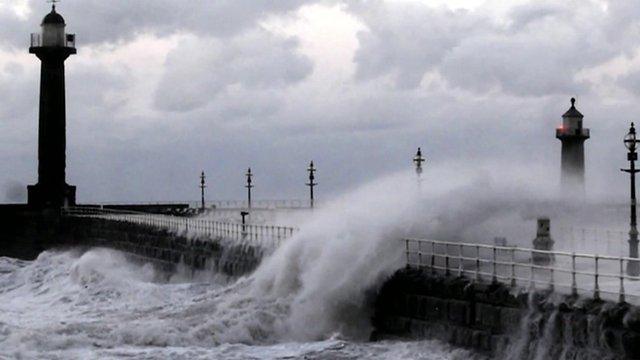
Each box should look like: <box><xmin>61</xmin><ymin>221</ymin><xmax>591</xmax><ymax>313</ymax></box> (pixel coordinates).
<box><xmin>0</xmin><ymin>171</ymin><xmax>512</xmax><ymax>359</ymax></box>
<box><xmin>0</xmin><ymin>249</ymin><xmax>473</xmax><ymax>359</ymax></box>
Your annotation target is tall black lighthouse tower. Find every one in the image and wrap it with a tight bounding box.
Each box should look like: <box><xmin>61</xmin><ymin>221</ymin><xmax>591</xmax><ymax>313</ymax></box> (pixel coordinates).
<box><xmin>556</xmin><ymin>98</ymin><xmax>590</xmax><ymax>196</ymax></box>
<box><xmin>27</xmin><ymin>5</ymin><xmax>76</xmax><ymax>208</ymax></box>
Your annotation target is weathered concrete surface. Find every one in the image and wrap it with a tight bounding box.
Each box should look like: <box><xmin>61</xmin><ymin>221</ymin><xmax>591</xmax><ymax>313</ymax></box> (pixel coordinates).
<box><xmin>372</xmin><ymin>267</ymin><xmax>640</xmax><ymax>359</ymax></box>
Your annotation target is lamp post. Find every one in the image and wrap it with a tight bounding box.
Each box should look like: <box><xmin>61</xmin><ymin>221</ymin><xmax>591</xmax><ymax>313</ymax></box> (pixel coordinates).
<box><xmin>306</xmin><ymin>161</ymin><xmax>317</xmax><ymax>208</ymax></box>
<box><xmin>199</xmin><ymin>171</ymin><xmax>206</xmax><ymax>211</ymax></box>
<box><xmin>413</xmin><ymin>147</ymin><xmax>426</xmax><ymax>184</ymax></box>
<box><xmin>623</xmin><ymin>123</ymin><xmax>640</xmax><ymax>276</ymax></box>
<box><xmin>245</xmin><ymin>168</ymin><xmax>253</xmax><ymax>209</ymax></box>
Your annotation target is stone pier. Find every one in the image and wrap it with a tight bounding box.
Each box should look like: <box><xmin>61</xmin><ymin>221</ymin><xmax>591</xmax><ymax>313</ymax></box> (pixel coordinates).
<box><xmin>372</xmin><ymin>267</ymin><xmax>640</xmax><ymax>359</ymax></box>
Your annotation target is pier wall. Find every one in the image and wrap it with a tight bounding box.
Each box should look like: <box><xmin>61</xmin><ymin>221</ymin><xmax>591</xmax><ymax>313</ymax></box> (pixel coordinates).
<box><xmin>59</xmin><ymin>217</ymin><xmax>264</xmax><ymax>277</ymax></box>
<box><xmin>0</xmin><ymin>206</ymin><xmax>64</xmax><ymax>260</ymax></box>
<box><xmin>373</xmin><ymin>267</ymin><xmax>640</xmax><ymax>359</ymax></box>
<box><xmin>0</xmin><ymin>210</ymin><xmax>265</xmax><ymax>277</ymax></box>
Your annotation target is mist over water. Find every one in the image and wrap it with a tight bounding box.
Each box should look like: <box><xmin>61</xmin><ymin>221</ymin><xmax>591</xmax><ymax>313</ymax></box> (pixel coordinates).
<box><xmin>0</xmin><ymin>164</ymin><xmax>624</xmax><ymax>358</ymax></box>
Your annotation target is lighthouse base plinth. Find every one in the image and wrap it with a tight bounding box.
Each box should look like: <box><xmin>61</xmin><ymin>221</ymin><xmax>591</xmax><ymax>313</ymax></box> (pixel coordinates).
<box><xmin>27</xmin><ymin>183</ymin><xmax>76</xmax><ymax>209</ymax></box>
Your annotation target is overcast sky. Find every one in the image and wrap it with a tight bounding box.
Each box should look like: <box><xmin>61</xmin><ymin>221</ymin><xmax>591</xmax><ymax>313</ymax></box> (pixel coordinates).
<box><xmin>0</xmin><ymin>0</ymin><xmax>638</xmax><ymax>204</ymax></box>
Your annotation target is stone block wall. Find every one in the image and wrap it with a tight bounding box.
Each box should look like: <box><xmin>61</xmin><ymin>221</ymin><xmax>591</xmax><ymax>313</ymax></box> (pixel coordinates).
<box><xmin>59</xmin><ymin>217</ymin><xmax>264</xmax><ymax>277</ymax></box>
<box><xmin>372</xmin><ymin>267</ymin><xmax>640</xmax><ymax>359</ymax></box>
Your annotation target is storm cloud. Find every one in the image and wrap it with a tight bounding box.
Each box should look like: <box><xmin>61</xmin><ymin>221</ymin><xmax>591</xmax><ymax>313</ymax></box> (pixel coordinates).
<box><xmin>1</xmin><ymin>0</ymin><xmax>639</xmax><ymax>203</ymax></box>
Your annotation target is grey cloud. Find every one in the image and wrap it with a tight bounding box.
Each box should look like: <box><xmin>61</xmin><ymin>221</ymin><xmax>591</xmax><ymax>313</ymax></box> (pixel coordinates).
<box><xmin>440</xmin><ymin>35</ymin><xmax>583</xmax><ymax>96</ymax></box>
<box><xmin>0</xmin><ymin>0</ymin><xmax>319</xmax><ymax>49</ymax></box>
<box><xmin>352</xmin><ymin>2</ymin><xmax>489</xmax><ymax>88</ymax></box>
<box><xmin>348</xmin><ymin>1</ymin><xmax>633</xmax><ymax>96</ymax></box>
<box><xmin>3</xmin><ymin>180</ymin><xmax>26</xmax><ymax>203</ymax></box>
<box><xmin>0</xmin><ymin>61</ymin><xmax>38</xmax><ymax>135</ymax></box>
<box><xmin>1</xmin><ymin>0</ymin><xmax>638</xmax><ymax>204</ymax></box>
<box><xmin>153</xmin><ymin>30</ymin><xmax>313</xmax><ymax>112</ymax></box>
<box><xmin>617</xmin><ymin>70</ymin><xmax>640</xmax><ymax>96</ymax></box>
<box><xmin>507</xmin><ymin>2</ymin><xmax>565</xmax><ymax>31</ymax></box>
<box><xmin>67</xmin><ymin>63</ymin><xmax>129</xmax><ymax>111</ymax></box>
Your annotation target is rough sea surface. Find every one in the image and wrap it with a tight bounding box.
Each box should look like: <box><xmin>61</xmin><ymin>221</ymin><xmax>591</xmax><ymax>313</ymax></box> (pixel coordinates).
<box><xmin>0</xmin><ymin>249</ymin><xmax>474</xmax><ymax>359</ymax></box>
<box><xmin>0</xmin><ymin>172</ymin><xmax>505</xmax><ymax>359</ymax></box>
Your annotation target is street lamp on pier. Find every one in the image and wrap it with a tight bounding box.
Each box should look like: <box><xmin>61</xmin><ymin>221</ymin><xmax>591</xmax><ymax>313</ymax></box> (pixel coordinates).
<box><xmin>306</xmin><ymin>161</ymin><xmax>317</xmax><ymax>208</ymax></box>
<box><xmin>623</xmin><ymin>123</ymin><xmax>640</xmax><ymax>276</ymax></box>
<box><xmin>245</xmin><ymin>168</ymin><xmax>253</xmax><ymax>209</ymax></box>
<box><xmin>413</xmin><ymin>147</ymin><xmax>426</xmax><ymax>184</ymax></box>
<box><xmin>199</xmin><ymin>171</ymin><xmax>206</xmax><ymax>211</ymax></box>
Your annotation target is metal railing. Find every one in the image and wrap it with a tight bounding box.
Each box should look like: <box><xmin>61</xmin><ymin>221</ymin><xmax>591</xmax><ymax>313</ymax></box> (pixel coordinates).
<box><xmin>404</xmin><ymin>238</ymin><xmax>640</xmax><ymax>304</ymax></box>
<box><xmin>63</xmin><ymin>207</ymin><xmax>298</xmax><ymax>247</ymax></box>
<box><xmin>30</xmin><ymin>33</ymin><xmax>40</xmax><ymax>47</ymax></box>
<box><xmin>208</xmin><ymin>199</ymin><xmax>316</xmax><ymax>210</ymax></box>
<box><xmin>86</xmin><ymin>199</ymin><xmax>317</xmax><ymax>210</ymax></box>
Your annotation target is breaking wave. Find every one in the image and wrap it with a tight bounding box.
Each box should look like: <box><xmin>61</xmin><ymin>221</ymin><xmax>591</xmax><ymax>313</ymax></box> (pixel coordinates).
<box><xmin>0</xmin><ymin>165</ymin><xmax>574</xmax><ymax>358</ymax></box>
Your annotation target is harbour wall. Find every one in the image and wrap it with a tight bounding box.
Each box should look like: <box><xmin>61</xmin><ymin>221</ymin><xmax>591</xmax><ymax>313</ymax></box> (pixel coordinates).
<box><xmin>59</xmin><ymin>217</ymin><xmax>265</xmax><ymax>277</ymax></box>
<box><xmin>0</xmin><ymin>209</ymin><xmax>265</xmax><ymax>277</ymax></box>
<box><xmin>372</xmin><ymin>267</ymin><xmax>640</xmax><ymax>359</ymax></box>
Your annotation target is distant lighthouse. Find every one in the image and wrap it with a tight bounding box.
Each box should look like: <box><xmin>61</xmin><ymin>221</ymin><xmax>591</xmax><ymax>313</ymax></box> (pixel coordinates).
<box><xmin>27</xmin><ymin>5</ymin><xmax>77</xmax><ymax>208</ymax></box>
<box><xmin>556</xmin><ymin>98</ymin><xmax>590</xmax><ymax>196</ymax></box>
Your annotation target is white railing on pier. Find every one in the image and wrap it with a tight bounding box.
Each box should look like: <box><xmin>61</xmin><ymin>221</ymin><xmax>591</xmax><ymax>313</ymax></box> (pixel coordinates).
<box><xmin>404</xmin><ymin>238</ymin><xmax>640</xmax><ymax>304</ymax></box>
<box><xmin>62</xmin><ymin>207</ymin><xmax>298</xmax><ymax>247</ymax></box>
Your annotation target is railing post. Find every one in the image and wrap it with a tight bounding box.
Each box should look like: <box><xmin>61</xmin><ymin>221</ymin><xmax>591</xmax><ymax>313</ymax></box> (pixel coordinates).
<box><xmin>445</xmin><ymin>244</ymin><xmax>450</xmax><ymax>276</ymax></box>
<box><xmin>492</xmin><ymin>247</ymin><xmax>497</xmax><ymax>283</ymax></box>
<box><xmin>458</xmin><ymin>244</ymin><xmax>463</xmax><ymax>276</ymax></box>
<box><xmin>417</xmin><ymin>240</ymin><xmax>422</xmax><ymax>268</ymax></box>
<box><xmin>405</xmin><ymin>239</ymin><xmax>410</xmax><ymax>267</ymax></box>
<box><xmin>475</xmin><ymin>245</ymin><xmax>480</xmax><ymax>282</ymax></box>
<box><xmin>571</xmin><ymin>253</ymin><xmax>578</xmax><ymax>297</ymax></box>
<box><xmin>594</xmin><ymin>255</ymin><xmax>601</xmax><ymax>300</ymax></box>
<box><xmin>529</xmin><ymin>250</ymin><xmax>535</xmax><ymax>291</ymax></box>
<box><xmin>431</xmin><ymin>241</ymin><xmax>436</xmax><ymax>273</ymax></box>
<box><xmin>620</xmin><ymin>257</ymin><xmax>626</xmax><ymax>303</ymax></box>
<box><xmin>510</xmin><ymin>248</ymin><xmax>516</xmax><ymax>288</ymax></box>
<box><xmin>549</xmin><ymin>264</ymin><xmax>555</xmax><ymax>292</ymax></box>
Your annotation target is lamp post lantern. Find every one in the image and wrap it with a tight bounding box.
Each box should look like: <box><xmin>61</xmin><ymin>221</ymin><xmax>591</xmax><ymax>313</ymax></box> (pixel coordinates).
<box><xmin>306</xmin><ymin>161</ymin><xmax>317</xmax><ymax>208</ymax></box>
<box><xmin>623</xmin><ymin>122</ymin><xmax>640</xmax><ymax>276</ymax></box>
<box><xmin>199</xmin><ymin>171</ymin><xmax>206</xmax><ymax>211</ymax></box>
<box><xmin>413</xmin><ymin>147</ymin><xmax>426</xmax><ymax>184</ymax></box>
<box><xmin>245</xmin><ymin>168</ymin><xmax>253</xmax><ymax>209</ymax></box>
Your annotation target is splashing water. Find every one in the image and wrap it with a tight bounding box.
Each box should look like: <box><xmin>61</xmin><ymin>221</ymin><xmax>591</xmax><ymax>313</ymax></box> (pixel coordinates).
<box><xmin>0</xmin><ymin>171</ymin><xmax>483</xmax><ymax>358</ymax></box>
<box><xmin>0</xmin><ymin>163</ymin><xmax>609</xmax><ymax>358</ymax></box>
